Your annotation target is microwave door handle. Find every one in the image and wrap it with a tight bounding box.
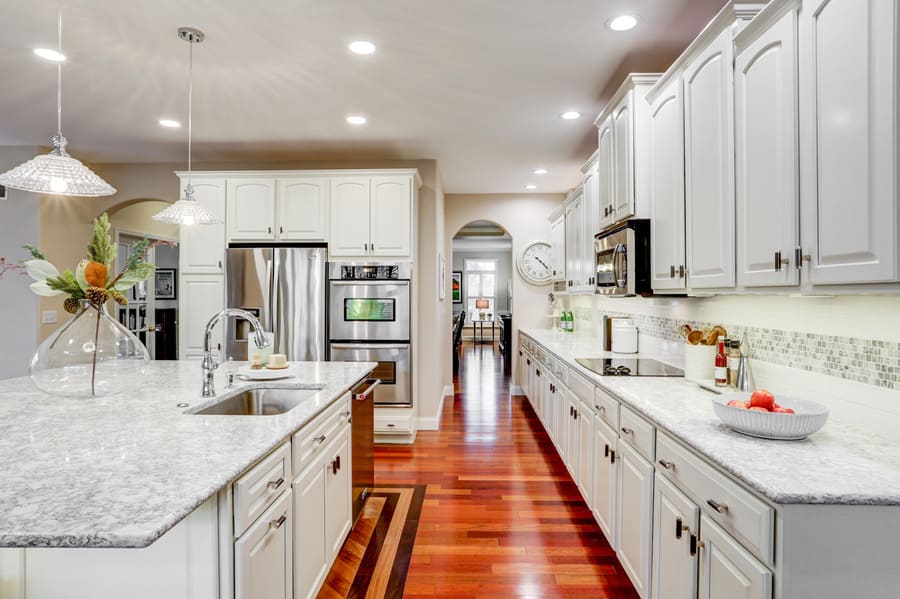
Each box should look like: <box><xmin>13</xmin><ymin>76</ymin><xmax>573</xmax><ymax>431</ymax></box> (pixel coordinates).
<box><xmin>613</xmin><ymin>243</ymin><xmax>627</xmax><ymax>288</ymax></box>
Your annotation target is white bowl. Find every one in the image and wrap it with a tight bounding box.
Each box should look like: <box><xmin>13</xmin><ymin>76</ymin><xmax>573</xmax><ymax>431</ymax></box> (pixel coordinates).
<box><xmin>712</xmin><ymin>392</ymin><xmax>829</xmax><ymax>440</ymax></box>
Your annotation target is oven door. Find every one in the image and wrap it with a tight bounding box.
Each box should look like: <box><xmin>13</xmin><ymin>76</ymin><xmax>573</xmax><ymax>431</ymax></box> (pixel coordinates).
<box><xmin>595</xmin><ymin>227</ymin><xmax>633</xmax><ymax>296</ymax></box>
<box><xmin>328</xmin><ymin>280</ymin><xmax>410</xmax><ymax>341</ymax></box>
<box><xmin>329</xmin><ymin>343</ymin><xmax>411</xmax><ymax>406</ymax></box>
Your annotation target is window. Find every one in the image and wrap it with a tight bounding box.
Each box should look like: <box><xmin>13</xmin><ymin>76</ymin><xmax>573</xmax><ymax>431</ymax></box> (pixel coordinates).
<box><xmin>464</xmin><ymin>259</ymin><xmax>496</xmax><ymax>322</ymax></box>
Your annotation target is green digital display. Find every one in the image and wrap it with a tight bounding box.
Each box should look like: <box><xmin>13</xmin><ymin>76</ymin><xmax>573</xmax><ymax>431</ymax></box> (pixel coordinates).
<box><xmin>344</xmin><ymin>298</ymin><xmax>395</xmax><ymax>322</ymax></box>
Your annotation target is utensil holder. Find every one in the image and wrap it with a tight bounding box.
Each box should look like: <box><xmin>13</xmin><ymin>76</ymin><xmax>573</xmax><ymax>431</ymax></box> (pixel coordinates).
<box><xmin>684</xmin><ymin>343</ymin><xmax>716</xmax><ymax>382</ymax></box>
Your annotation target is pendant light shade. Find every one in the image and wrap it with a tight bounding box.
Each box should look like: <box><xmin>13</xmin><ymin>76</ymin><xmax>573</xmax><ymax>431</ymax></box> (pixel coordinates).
<box><xmin>0</xmin><ymin>0</ymin><xmax>115</xmax><ymax>197</ymax></box>
<box><xmin>153</xmin><ymin>27</ymin><xmax>220</xmax><ymax>226</ymax></box>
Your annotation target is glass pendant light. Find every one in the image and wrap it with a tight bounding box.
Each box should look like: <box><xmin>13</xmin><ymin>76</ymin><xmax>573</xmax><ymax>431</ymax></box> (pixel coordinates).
<box><xmin>153</xmin><ymin>28</ymin><xmax>220</xmax><ymax>226</ymax></box>
<box><xmin>0</xmin><ymin>0</ymin><xmax>116</xmax><ymax>197</ymax></box>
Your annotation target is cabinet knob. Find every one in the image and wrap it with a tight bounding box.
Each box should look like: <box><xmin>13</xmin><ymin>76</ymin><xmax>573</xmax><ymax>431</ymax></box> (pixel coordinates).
<box><xmin>218</xmin><ymin>260</ymin><xmax>223</xmax><ymax>270</ymax></box>
<box><xmin>279</xmin><ymin>226</ymin><xmax>284</xmax><ymax>235</ymax></box>
<box><xmin>267</xmin><ymin>226</ymin><xmax>272</xmax><ymax>234</ymax></box>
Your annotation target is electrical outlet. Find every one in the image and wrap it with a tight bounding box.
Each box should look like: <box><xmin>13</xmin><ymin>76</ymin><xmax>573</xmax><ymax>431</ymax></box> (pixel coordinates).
<box><xmin>41</xmin><ymin>310</ymin><xmax>57</xmax><ymax>325</ymax></box>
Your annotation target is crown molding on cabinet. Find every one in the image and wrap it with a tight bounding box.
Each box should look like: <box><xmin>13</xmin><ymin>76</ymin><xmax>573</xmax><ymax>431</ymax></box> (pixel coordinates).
<box><xmin>173</xmin><ymin>168</ymin><xmax>423</xmax><ymax>189</ymax></box>
<box><xmin>734</xmin><ymin>0</ymin><xmax>802</xmax><ymax>53</ymax></box>
<box><xmin>593</xmin><ymin>73</ymin><xmax>662</xmax><ymax>128</ymax></box>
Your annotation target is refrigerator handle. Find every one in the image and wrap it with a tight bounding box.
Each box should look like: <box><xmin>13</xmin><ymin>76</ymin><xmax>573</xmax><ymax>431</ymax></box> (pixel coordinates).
<box><xmin>269</xmin><ymin>253</ymin><xmax>278</xmax><ymax>343</ymax></box>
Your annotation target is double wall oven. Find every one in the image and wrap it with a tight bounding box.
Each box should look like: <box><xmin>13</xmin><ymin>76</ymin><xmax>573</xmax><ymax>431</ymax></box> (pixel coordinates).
<box><xmin>328</xmin><ymin>263</ymin><xmax>412</xmax><ymax>407</ymax></box>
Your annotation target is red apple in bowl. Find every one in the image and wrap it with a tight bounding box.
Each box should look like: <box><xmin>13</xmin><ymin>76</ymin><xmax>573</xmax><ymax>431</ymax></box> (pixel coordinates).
<box><xmin>750</xmin><ymin>389</ymin><xmax>775</xmax><ymax>411</ymax></box>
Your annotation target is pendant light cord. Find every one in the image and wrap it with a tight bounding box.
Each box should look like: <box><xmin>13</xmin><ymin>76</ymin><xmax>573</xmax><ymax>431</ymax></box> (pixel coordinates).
<box><xmin>56</xmin><ymin>0</ymin><xmax>63</xmax><ymax>137</ymax></box>
<box><xmin>187</xmin><ymin>35</ymin><xmax>193</xmax><ymax>189</ymax></box>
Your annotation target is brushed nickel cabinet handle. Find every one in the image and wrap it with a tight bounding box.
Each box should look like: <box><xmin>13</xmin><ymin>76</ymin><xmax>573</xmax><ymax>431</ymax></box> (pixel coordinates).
<box><xmin>269</xmin><ymin>514</ymin><xmax>287</xmax><ymax>530</ymax></box>
<box><xmin>279</xmin><ymin>226</ymin><xmax>284</xmax><ymax>235</ymax></box>
<box><xmin>267</xmin><ymin>477</ymin><xmax>285</xmax><ymax>491</ymax></box>
<box><xmin>313</xmin><ymin>434</ymin><xmax>326</xmax><ymax>445</ymax></box>
<box><xmin>707</xmin><ymin>499</ymin><xmax>729</xmax><ymax>514</ymax></box>
<box><xmin>621</xmin><ymin>427</ymin><xmax>633</xmax><ymax>435</ymax></box>
<box><xmin>658</xmin><ymin>459</ymin><xmax>675</xmax><ymax>470</ymax></box>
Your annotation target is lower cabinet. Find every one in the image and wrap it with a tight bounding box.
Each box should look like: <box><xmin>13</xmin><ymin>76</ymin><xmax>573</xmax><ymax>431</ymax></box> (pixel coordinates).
<box><xmin>576</xmin><ymin>397</ymin><xmax>594</xmax><ymax>504</ymax></box>
<box><xmin>293</xmin><ymin>426</ymin><xmax>352</xmax><ymax>599</ymax></box>
<box><xmin>565</xmin><ymin>389</ymin><xmax>580</xmax><ymax>479</ymax></box>
<box><xmin>698</xmin><ymin>515</ymin><xmax>771</xmax><ymax>599</ymax></box>
<box><xmin>178</xmin><ymin>274</ymin><xmax>224</xmax><ymax>360</ymax></box>
<box><xmin>592</xmin><ymin>415</ymin><xmax>619</xmax><ymax>550</ymax></box>
<box><xmin>652</xmin><ymin>473</ymin><xmax>699</xmax><ymax>599</ymax></box>
<box><xmin>234</xmin><ymin>490</ymin><xmax>293</xmax><ymax>599</ymax></box>
<box><xmin>617</xmin><ymin>440</ymin><xmax>655</xmax><ymax>598</ymax></box>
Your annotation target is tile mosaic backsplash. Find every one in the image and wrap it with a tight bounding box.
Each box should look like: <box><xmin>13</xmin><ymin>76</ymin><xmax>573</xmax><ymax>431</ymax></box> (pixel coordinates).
<box><xmin>591</xmin><ymin>309</ymin><xmax>899</xmax><ymax>390</ymax></box>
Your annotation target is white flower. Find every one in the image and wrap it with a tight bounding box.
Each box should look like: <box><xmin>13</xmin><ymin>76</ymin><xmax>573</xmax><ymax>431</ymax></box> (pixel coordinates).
<box><xmin>24</xmin><ymin>259</ymin><xmax>59</xmax><ymax>282</ymax></box>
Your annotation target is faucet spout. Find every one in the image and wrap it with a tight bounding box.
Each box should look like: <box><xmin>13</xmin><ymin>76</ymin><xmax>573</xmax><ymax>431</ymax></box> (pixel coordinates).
<box><xmin>201</xmin><ymin>308</ymin><xmax>270</xmax><ymax>397</ymax></box>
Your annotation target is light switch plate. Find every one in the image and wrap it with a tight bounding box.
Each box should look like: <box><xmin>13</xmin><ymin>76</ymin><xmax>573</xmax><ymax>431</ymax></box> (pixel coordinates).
<box><xmin>41</xmin><ymin>310</ymin><xmax>57</xmax><ymax>324</ymax></box>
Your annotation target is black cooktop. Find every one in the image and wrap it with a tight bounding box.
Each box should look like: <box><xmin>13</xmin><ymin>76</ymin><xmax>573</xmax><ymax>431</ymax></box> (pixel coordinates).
<box><xmin>575</xmin><ymin>357</ymin><xmax>684</xmax><ymax>377</ymax></box>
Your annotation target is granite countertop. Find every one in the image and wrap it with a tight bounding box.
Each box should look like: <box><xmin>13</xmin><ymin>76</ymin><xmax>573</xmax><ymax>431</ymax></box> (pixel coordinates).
<box><xmin>520</xmin><ymin>329</ymin><xmax>900</xmax><ymax>506</ymax></box>
<box><xmin>0</xmin><ymin>360</ymin><xmax>375</xmax><ymax>549</ymax></box>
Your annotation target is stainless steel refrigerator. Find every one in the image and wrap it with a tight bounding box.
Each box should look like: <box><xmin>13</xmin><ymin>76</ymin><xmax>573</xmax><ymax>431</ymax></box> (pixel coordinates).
<box><xmin>224</xmin><ymin>245</ymin><xmax>327</xmax><ymax>362</ymax></box>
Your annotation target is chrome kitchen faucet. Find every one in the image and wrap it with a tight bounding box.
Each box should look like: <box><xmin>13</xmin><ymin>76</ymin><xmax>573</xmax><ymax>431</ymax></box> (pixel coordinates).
<box><xmin>201</xmin><ymin>309</ymin><xmax>269</xmax><ymax>397</ymax></box>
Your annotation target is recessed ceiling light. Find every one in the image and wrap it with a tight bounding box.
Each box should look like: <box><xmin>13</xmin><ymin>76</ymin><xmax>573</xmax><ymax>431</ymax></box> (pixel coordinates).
<box><xmin>560</xmin><ymin>111</ymin><xmax>582</xmax><ymax>120</ymax></box>
<box><xmin>346</xmin><ymin>115</ymin><xmax>367</xmax><ymax>125</ymax></box>
<box><xmin>158</xmin><ymin>119</ymin><xmax>181</xmax><ymax>128</ymax></box>
<box><xmin>525</xmin><ymin>184</ymin><xmax>537</xmax><ymax>190</ymax></box>
<box><xmin>608</xmin><ymin>15</ymin><xmax>639</xmax><ymax>31</ymax></box>
<box><xmin>349</xmin><ymin>40</ymin><xmax>376</xmax><ymax>55</ymax></box>
<box><xmin>533</xmin><ymin>168</ymin><xmax>548</xmax><ymax>175</ymax></box>
<box><xmin>34</xmin><ymin>48</ymin><xmax>66</xmax><ymax>62</ymax></box>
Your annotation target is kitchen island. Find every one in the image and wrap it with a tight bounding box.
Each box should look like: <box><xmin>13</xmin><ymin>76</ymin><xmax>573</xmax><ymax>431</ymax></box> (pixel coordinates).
<box><xmin>0</xmin><ymin>359</ymin><xmax>375</xmax><ymax>599</ymax></box>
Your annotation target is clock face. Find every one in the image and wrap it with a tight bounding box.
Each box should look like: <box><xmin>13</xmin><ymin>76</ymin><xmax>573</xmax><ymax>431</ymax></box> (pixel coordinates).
<box><xmin>518</xmin><ymin>241</ymin><xmax>553</xmax><ymax>284</ymax></box>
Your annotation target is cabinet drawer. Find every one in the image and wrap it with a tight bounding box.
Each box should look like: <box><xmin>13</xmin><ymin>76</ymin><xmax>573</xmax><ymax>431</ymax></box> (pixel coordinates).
<box><xmin>568</xmin><ymin>369</ymin><xmax>595</xmax><ymax>404</ymax></box>
<box><xmin>551</xmin><ymin>357</ymin><xmax>567</xmax><ymax>387</ymax></box>
<box><xmin>656</xmin><ymin>432</ymin><xmax>774</xmax><ymax>564</ymax></box>
<box><xmin>593</xmin><ymin>386</ymin><xmax>619</xmax><ymax>430</ymax></box>
<box><xmin>374</xmin><ymin>411</ymin><xmax>413</xmax><ymax>433</ymax></box>
<box><xmin>233</xmin><ymin>441</ymin><xmax>291</xmax><ymax>537</ymax></box>
<box><xmin>619</xmin><ymin>406</ymin><xmax>655</xmax><ymax>463</ymax></box>
<box><xmin>292</xmin><ymin>393</ymin><xmax>351</xmax><ymax>477</ymax></box>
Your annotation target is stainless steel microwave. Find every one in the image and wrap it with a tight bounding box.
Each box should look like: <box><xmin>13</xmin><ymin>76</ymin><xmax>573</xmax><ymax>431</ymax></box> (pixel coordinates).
<box><xmin>594</xmin><ymin>219</ymin><xmax>652</xmax><ymax>296</ymax></box>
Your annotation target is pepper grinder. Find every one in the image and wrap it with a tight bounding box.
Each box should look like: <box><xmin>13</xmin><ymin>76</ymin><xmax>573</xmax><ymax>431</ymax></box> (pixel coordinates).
<box><xmin>735</xmin><ymin>334</ymin><xmax>755</xmax><ymax>392</ymax></box>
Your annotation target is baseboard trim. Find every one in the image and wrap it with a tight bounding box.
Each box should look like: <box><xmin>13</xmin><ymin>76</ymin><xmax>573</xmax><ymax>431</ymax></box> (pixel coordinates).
<box><xmin>416</xmin><ymin>385</ymin><xmax>453</xmax><ymax>431</ymax></box>
<box><xmin>510</xmin><ymin>384</ymin><xmax>523</xmax><ymax>396</ymax></box>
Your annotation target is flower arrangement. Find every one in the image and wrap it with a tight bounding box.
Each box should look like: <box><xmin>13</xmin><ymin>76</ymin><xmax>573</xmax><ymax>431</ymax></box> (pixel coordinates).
<box><xmin>23</xmin><ymin>213</ymin><xmax>155</xmax><ymax>311</ymax></box>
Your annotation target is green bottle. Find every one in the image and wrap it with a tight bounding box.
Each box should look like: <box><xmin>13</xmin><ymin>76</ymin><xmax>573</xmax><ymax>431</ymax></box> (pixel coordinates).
<box><xmin>568</xmin><ymin>311</ymin><xmax>575</xmax><ymax>333</ymax></box>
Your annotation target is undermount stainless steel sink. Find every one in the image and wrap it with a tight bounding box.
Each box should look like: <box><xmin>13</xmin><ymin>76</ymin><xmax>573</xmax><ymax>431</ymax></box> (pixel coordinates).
<box><xmin>189</xmin><ymin>385</ymin><xmax>325</xmax><ymax>416</ymax></box>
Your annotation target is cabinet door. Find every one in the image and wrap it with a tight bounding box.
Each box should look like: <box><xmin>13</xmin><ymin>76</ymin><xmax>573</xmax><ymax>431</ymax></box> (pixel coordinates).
<box><xmin>652</xmin><ymin>473</ymin><xmax>699</xmax><ymax>599</ymax></box>
<box><xmin>592</xmin><ymin>416</ymin><xmax>618</xmax><ymax>549</ymax></box>
<box><xmin>698</xmin><ymin>515</ymin><xmax>772</xmax><ymax>599</ymax></box>
<box><xmin>227</xmin><ymin>178</ymin><xmax>276</xmax><ymax>241</ymax></box>
<box><xmin>612</xmin><ymin>90</ymin><xmax>635</xmax><ymax>221</ymax></box>
<box><xmin>556</xmin><ymin>381</ymin><xmax>569</xmax><ymax>463</ymax></box>
<box><xmin>576</xmin><ymin>399</ymin><xmax>594</xmax><ymax>505</ymax></box>
<box><xmin>582</xmin><ymin>161</ymin><xmax>600</xmax><ymax>272</ymax></box>
<box><xmin>549</xmin><ymin>215</ymin><xmax>566</xmax><ymax>281</ymax></box>
<box><xmin>565</xmin><ymin>391</ymin><xmax>579</xmax><ymax>478</ymax></box>
<box><xmin>736</xmin><ymin>9</ymin><xmax>801</xmax><ymax>287</ymax></box>
<box><xmin>293</xmin><ymin>459</ymin><xmax>328</xmax><ymax>599</ymax></box>
<box><xmin>617</xmin><ymin>441</ymin><xmax>654</xmax><ymax>598</ymax></box>
<box><xmin>325</xmin><ymin>427</ymin><xmax>352</xmax><ymax>559</ymax></box>
<box><xmin>178</xmin><ymin>274</ymin><xmax>224</xmax><ymax>359</ymax></box>
<box><xmin>179</xmin><ymin>177</ymin><xmax>226</xmax><ymax>274</ymax></box>
<box><xmin>649</xmin><ymin>79</ymin><xmax>687</xmax><ymax>291</ymax></box>
<box><xmin>564</xmin><ymin>194</ymin><xmax>581</xmax><ymax>291</ymax></box>
<box><xmin>234</xmin><ymin>490</ymin><xmax>292</xmax><ymax>599</ymax></box>
<box><xmin>328</xmin><ymin>177</ymin><xmax>371</xmax><ymax>257</ymax></box>
<box><xmin>546</xmin><ymin>374</ymin><xmax>559</xmax><ymax>450</ymax></box>
<box><xmin>799</xmin><ymin>0</ymin><xmax>898</xmax><ymax>285</ymax></box>
<box><xmin>684</xmin><ymin>26</ymin><xmax>737</xmax><ymax>289</ymax></box>
<box><xmin>370</xmin><ymin>176</ymin><xmax>412</xmax><ymax>257</ymax></box>
<box><xmin>597</xmin><ymin>116</ymin><xmax>616</xmax><ymax>230</ymax></box>
<box><xmin>276</xmin><ymin>177</ymin><xmax>328</xmax><ymax>241</ymax></box>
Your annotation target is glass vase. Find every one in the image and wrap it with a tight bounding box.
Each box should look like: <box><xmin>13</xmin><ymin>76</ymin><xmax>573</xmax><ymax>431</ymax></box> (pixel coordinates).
<box><xmin>29</xmin><ymin>300</ymin><xmax>150</xmax><ymax>398</ymax></box>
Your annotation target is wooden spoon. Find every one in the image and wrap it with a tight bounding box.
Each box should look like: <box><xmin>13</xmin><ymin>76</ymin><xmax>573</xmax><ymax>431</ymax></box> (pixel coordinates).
<box><xmin>687</xmin><ymin>330</ymin><xmax>704</xmax><ymax>345</ymax></box>
<box><xmin>679</xmin><ymin>324</ymin><xmax>692</xmax><ymax>340</ymax></box>
<box><xmin>706</xmin><ymin>325</ymin><xmax>727</xmax><ymax>346</ymax></box>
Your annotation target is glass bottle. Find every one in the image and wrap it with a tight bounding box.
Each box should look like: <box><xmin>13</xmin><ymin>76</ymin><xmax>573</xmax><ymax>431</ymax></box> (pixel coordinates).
<box><xmin>714</xmin><ymin>336</ymin><xmax>728</xmax><ymax>387</ymax></box>
<box><xmin>727</xmin><ymin>339</ymin><xmax>741</xmax><ymax>387</ymax></box>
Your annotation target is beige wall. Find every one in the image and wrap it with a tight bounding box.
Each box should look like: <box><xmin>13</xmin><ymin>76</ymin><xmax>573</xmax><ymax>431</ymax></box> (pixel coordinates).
<box><xmin>445</xmin><ymin>193</ymin><xmax>566</xmax><ymax>379</ymax></box>
<box><xmin>108</xmin><ymin>200</ymin><xmax>179</xmax><ymax>241</ymax></box>
<box><xmin>35</xmin><ymin>158</ymin><xmax>451</xmax><ymax>426</ymax></box>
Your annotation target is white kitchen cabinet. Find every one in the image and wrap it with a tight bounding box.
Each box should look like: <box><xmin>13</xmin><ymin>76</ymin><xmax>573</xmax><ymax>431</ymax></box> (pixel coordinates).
<box><xmin>652</xmin><ymin>473</ymin><xmax>699</xmax><ymax>599</ymax></box>
<box><xmin>581</xmin><ymin>153</ymin><xmax>601</xmax><ymax>264</ymax></box>
<box><xmin>617</xmin><ymin>440</ymin><xmax>654</xmax><ymax>598</ymax></box>
<box><xmin>556</xmin><ymin>377</ymin><xmax>569</xmax><ymax>463</ymax></box>
<box><xmin>549</xmin><ymin>209</ymin><xmax>566</xmax><ymax>282</ymax></box>
<box><xmin>683</xmin><ymin>25</ymin><xmax>738</xmax><ymax>290</ymax></box>
<box><xmin>329</xmin><ymin>177</ymin><xmax>371</xmax><ymax>256</ymax></box>
<box><xmin>735</xmin><ymin>5</ymin><xmax>801</xmax><ymax>288</ymax></box>
<box><xmin>612</xmin><ymin>89</ymin><xmax>635</xmax><ymax>221</ymax></box>
<box><xmin>698</xmin><ymin>515</ymin><xmax>772</xmax><ymax>599</ymax></box>
<box><xmin>576</xmin><ymin>397</ymin><xmax>593</xmax><ymax>505</ymax></box>
<box><xmin>325</xmin><ymin>427</ymin><xmax>352</xmax><ymax>558</ymax></box>
<box><xmin>227</xmin><ymin>178</ymin><xmax>277</xmax><ymax>241</ymax></box>
<box><xmin>546</xmin><ymin>373</ymin><xmax>561</xmax><ymax>452</ymax></box>
<box><xmin>178</xmin><ymin>274</ymin><xmax>224</xmax><ymax>360</ymax></box>
<box><xmin>564</xmin><ymin>389</ymin><xmax>580</xmax><ymax>479</ymax></box>
<box><xmin>276</xmin><ymin>176</ymin><xmax>328</xmax><ymax>241</ymax></box>
<box><xmin>647</xmin><ymin>78</ymin><xmax>687</xmax><ymax>291</ymax></box>
<box><xmin>564</xmin><ymin>188</ymin><xmax>591</xmax><ymax>293</ymax></box>
<box><xmin>234</xmin><ymin>490</ymin><xmax>292</xmax><ymax>599</ymax></box>
<box><xmin>592</xmin><ymin>414</ymin><xmax>618</xmax><ymax>549</ymax></box>
<box><xmin>596</xmin><ymin>115</ymin><xmax>616</xmax><ymax>231</ymax></box>
<box><xmin>293</xmin><ymin>456</ymin><xmax>328</xmax><ymax>599</ymax></box>
<box><xmin>370</xmin><ymin>176</ymin><xmax>412</xmax><ymax>257</ymax></box>
<box><xmin>798</xmin><ymin>0</ymin><xmax>899</xmax><ymax>286</ymax></box>
<box><xmin>178</xmin><ymin>176</ymin><xmax>226</xmax><ymax>274</ymax></box>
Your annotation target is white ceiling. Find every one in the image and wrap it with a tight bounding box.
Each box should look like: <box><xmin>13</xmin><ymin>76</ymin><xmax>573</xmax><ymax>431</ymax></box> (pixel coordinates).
<box><xmin>0</xmin><ymin>0</ymin><xmax>725</xmax><ymax>193</ymax></box>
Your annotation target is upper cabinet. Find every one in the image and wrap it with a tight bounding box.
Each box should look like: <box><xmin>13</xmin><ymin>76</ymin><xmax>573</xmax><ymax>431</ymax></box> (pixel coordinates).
<box><xmin>227</xmin><ymin>178</ymin><xmax>277</xmax><ymax>241</ymax></box>
<box><xmin>277</xmin><ymin>177</ymin><xmax>329</xmax><ymax>241</ymax></box>
<box><xmin>798</xmin><ymin>0</ymin><xmax>899</xmax><ymax>286</ymax></box>
<box><xmin>735</xmin><ymin>2</ymin><xmax>801</xmax><ymax>288</ymax></box>
<box><xmin>548</xmin><ymin>206</ymin><xmax>566</xmax><ymax>283</ymax></box>
<box><xmin>178</xmin><ymin>176</ymin><xmax>226</xmax><ymax>274</ymax></box>
<box><xmin>683</xmin><ymin>25</ymin><xmax>739</xmax><ymax>290</ymax></box>
<box><xmin>594</xmin><ymin>75</ymin><xmax>660</xmax><ymax>233</ymax></box>
<box><xmin>329</xmin><ymin>174</ymin><xmax>416</xmax><ymax>259</ymax></box>
<box><xmin>647</xmin><ymin>78</ymin><xmax>687</xmax><ymax>292</ymax></box>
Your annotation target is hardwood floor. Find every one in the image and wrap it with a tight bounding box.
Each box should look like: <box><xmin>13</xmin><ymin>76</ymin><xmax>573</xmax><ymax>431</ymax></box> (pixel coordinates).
<box><xmin>329</xmin><ymin>342</ymin><xmax>638</xmax><ymax>598</ymax></box>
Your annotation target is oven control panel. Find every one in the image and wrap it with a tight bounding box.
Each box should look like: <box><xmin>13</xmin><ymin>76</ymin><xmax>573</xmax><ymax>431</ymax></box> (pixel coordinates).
<box><xmin>331</xmin><ymin>262</ymin><xmax>412</xmax><ymax>281</ymax></box>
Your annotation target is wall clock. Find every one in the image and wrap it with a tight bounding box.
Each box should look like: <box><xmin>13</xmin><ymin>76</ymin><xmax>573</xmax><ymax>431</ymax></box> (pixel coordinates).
<box><xmin>517</xmin><ymin>240</ymin><xmax>553</xmax><ymax>285</ymax></box>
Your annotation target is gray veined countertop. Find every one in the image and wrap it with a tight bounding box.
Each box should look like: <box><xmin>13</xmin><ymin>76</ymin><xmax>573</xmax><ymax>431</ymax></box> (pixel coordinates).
<box><xmin>0</xmin><ymin>360</ymin><xmax>375</xmax><ymax>549</ymax></box>
<box><xmin>520</xmin><ymin>328</ymin><xmax>900</xmax><ymax>506</ymax></box>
